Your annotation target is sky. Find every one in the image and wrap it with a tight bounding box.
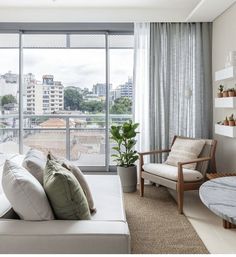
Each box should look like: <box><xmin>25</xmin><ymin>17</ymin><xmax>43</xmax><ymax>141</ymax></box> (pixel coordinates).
<box><xmin>0</xmin><ymin>48</ymin><xmax>133</xmax><ymax>90</ymax></box>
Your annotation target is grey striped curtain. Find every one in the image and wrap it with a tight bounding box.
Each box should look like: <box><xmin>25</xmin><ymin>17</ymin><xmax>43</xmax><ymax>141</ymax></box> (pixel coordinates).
<box><xmin>149</xmin><ymin>23</ymin><xmax>212</xmax><ymax>162</ymax></box>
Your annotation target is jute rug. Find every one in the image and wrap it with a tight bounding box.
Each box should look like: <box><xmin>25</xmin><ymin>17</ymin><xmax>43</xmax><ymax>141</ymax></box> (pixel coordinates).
<box><xmin>123</xmin><ymin>185</ymin><xmax>209</xmax><ymax>254</ymax></box>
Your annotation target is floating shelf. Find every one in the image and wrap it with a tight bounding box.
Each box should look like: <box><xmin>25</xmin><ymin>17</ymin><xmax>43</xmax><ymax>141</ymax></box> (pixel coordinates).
<box><xmin>215</xmin><ymin>97</ymin><xmax>236</xmax><ymax>108</ymax></box>
<box><xmin>215</xmin><ymin>66</ymin><xmax>236</xmax><ymax>81</ymax></box>
<box><xmin>215</xmin><ymin>124</ymin><xmax>236</xmax><ymax>138</ymax></box>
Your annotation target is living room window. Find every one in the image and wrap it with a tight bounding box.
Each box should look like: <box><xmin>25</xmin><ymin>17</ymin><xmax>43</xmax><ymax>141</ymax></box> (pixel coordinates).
<box><xmin>0</xmin><ymin>31</ymin><xmax>134</xmax><ymax>172</ymax></box>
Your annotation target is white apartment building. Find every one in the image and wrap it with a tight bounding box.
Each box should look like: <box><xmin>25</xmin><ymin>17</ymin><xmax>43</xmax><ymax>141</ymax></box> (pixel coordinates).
<box><xmin>26</xmin><ymin>75</ymin><xmax>64</xmax><ymax>115</ymax></box>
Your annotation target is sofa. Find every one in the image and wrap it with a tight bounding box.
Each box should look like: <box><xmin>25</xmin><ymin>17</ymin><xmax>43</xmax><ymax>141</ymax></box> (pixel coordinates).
<box><xmin>0</xmin><ymin>154</ymin><xmax>131</xmax><ymax>254</ymax></box>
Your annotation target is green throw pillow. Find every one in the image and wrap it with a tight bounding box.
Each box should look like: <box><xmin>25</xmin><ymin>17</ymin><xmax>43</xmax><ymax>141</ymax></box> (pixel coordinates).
<box><xmin>43</xmin><ymin>159</ymin><xmax>91</xmax><ymax>220</ymax></box>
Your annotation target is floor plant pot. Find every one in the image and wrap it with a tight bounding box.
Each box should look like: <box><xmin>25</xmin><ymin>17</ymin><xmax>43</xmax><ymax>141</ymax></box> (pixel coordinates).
<box><xmin>117</xmin><ymin>165</ymin><xmax>137</xmax><ymax>193</ymax></box>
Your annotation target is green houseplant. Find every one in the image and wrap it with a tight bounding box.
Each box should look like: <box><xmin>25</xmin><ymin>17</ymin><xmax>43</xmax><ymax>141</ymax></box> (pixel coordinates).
<box><xmin>110</xmin><ymin>120</ymin><xmax>139</xmax><ymax>192</ymax></box>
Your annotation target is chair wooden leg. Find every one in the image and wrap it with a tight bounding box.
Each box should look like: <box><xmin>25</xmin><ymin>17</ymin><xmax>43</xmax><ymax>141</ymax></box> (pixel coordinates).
<box><xmin>177</xmin><ymin>186</ymin><xmax>184</xmax><ymax>214</ymax></box>
<box><xmin>140</xmin><ymin>177</ymin><xmax>144</xmax><ymax>197</ymax></box>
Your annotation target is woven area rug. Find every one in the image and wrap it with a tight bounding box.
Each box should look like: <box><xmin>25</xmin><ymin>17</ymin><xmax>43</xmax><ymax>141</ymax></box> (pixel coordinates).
<box><xmin>123</xmin><ymin>185</ymin><xmax>209</xmax><ymax>254</ymax></box>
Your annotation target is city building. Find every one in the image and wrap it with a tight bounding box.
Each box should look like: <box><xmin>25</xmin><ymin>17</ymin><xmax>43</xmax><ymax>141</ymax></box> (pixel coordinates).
<box><xmin>1</xmin><ymin>71</ymin><xmax>18</xmax><ymax>84</ymax></box>
<box><xmin>92</xmin><ymin>83</ymin><xmax>106</xmax><ymax>97</ymax></box>
<box><xmin>117</xmin><ymin>78</ymin><xmax>133</xmax><ymax>98</ymax></box>
<box><xmin>26</xmin><ymin>75</ymin><xmax>64</xmax><ymax>114</ymax></box>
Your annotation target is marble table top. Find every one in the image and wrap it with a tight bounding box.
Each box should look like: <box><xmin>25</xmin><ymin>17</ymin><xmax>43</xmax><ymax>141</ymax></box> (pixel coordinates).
<box><xmin>199</xmin><ymin>177</ymin><xmax>236</xmax><ymax>224</ymax></box>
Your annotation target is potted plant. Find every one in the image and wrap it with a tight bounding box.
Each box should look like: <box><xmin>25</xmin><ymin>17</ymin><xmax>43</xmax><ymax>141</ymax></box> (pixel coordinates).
<box><xmin>223</xmin><ymin>88</ymin><xmax>229</xmax><ymax>97</ymax></box>
<box><xmin>228</xmin><ymin>88</ymin><xmax>235</xmax><ymax>97</ymax></box>
<box><xmin>217</xmin><ymin>85</ymin><xmax>224</xmax><ymax>98</ymax></box>
<box><xmin>110</xmin><ymin>120</ymin><xmax>139</xmax><ymax>193</ymax></box>
<box><xmin>228</xmin><ymin>114</ymin><xmax>235</xmax><ymax>126</ymax></box>
<box><xmin>224</xmin><ymin>116</ymin><xmax>229</xmax><ymax>126</ymax></box>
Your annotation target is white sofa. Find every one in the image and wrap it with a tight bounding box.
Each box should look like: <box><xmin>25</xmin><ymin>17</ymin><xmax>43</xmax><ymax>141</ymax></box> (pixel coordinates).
<box><xmin>0</xmin><ymin>154</ymin><xmax>131</xmax><ymax>254</ymax></box>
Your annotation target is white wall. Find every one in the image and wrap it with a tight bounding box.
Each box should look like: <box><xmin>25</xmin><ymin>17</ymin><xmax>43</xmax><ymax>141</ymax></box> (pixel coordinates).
<box><xmin>212</xmin><ymin>3</ymin><xmax>236</xmax><ymax>171</ymax></box>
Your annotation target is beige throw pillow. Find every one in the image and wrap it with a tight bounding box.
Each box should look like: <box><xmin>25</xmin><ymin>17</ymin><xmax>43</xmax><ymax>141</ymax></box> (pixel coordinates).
<box><xmin>165</xmin><ymin>138</ymin><xmax>205</xmax><ymax>170</ymax></box>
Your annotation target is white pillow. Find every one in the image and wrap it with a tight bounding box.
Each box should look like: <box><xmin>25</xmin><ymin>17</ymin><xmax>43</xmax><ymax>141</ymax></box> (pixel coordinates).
<box><xmin>2</xmin><ymin>160</ymin><xmax>54</xmax><ymax>221</ymax></box>
<box><xmin>22</xmin><ymin>148</ymin><xmax>46</xmax><ymax>184</ymax></box>
<box><xmin>165</xmin><ymin>138</ymin><xmax>205</xmax><ymax>170</ymax></box>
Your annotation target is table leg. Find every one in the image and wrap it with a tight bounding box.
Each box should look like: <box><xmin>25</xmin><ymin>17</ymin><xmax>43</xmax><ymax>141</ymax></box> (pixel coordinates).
<box><xmin>223</xmin><ymin>219</ymin><xmax>236</xmax><ymax>229</ymax></box>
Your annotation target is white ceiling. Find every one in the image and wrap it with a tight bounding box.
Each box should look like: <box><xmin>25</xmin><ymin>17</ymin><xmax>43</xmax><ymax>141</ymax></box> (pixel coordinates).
<box><xmin>0</xmin><ymin>0</ymin><xmax>235</xmax><ymax>22</ymax></box>
<box><xmin>0</xmin><ymin>0</ymin><xmax>200</xmax><ymax>8</ymax></box>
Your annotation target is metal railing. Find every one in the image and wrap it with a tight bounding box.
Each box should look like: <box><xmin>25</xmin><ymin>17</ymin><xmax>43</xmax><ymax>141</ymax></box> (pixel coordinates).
<box><xmin>0</xmin><ymin>113</ymin><xmax>132</xmax><ymax>168</ymax></box>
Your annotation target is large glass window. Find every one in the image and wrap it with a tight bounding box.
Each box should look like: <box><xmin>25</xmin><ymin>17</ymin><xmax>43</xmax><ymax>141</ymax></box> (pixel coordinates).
<box><xmin>0</xmin><ymin>32</ymin><xmax>133</xmax><ymax>171</ymax></box>
<box><xmin>0</xmin><ymin>34</ymin><xmax>19</xmax><ymax>154</ymax></box>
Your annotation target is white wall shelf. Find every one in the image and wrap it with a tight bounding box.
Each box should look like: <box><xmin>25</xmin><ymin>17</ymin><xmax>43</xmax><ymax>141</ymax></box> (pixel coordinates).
<box><xmin>215</xmin><ymin>124</ymin><xmax>236</xmax><ymax>138</ymax></box>
<box><xmin>215</xmin><ymin>97</ymin><xmax>236</xmax><ymax>108</ymax></box>
<box><xmin>215</xmin><ymin>66</ymin><xmax>236</xmax><ymax>81</ymax></box>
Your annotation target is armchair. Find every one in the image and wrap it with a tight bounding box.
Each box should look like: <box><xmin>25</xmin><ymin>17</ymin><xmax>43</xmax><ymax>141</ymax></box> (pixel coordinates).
<box><xmin>139</xmin><ymin>136</ymin><xmax>217</xmax><ymax>214</ymax></box>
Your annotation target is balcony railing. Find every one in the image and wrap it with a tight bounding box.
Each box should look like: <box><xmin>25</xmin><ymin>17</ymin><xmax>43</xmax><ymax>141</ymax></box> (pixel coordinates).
<box><xmin>0</xmin><ymin>113</ymin><xmax>132</xmax><ymax>168</ymax></box>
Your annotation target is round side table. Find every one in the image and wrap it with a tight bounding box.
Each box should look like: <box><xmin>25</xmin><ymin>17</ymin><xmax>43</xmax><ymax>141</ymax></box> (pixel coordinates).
<box><xmin>199</xmin><ymin>176</ymin><xmax>236</xmax><ymax>229</ymax></box>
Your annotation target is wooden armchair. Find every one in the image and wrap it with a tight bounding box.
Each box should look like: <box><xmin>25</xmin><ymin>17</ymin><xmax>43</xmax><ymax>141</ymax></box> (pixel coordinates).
<box><xmin>139</xmin><ymin>136</ymin><xmax>217</xmax><ymax>214</ymax></box>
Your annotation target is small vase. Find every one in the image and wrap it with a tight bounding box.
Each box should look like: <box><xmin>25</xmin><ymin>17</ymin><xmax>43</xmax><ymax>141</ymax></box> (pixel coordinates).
<box><xmin>217</xmin><ymin>92</ymin><xmax>223</xmax><ymax>98</ymax></box>
<box><xmin>229</xmin><ymin>120</ymin><xmax>235</xmax><ymax>126</ymax></box>
<box><xmin>224</xmin><ymin>120</ymin><xmax>229</xmax><ymax>126</ymax></box>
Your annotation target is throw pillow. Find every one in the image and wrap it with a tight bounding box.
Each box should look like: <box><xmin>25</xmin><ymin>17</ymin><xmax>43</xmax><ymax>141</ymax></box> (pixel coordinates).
<box><xmin>22</xmin><ymin>148</ymin><xmax>46</xmax><ymax>184</ymax></box>
<box><xmin>44</xmin><ymin>159</ymin><xmax>91</xmax><ymax>220</ymax></box>
<box><xmin>2</xmin><ymin>160</ymin><xmax>54</xmax><ymax>221</ymax></box>
<box><xmin>165</xmin><ymin>138</ymin><xmax>205</xmax><ymax>170</ymax></box>
<box><xmin>48</xmin><ymin>152</ymin><xmax>96</xmax><ymax>213</ymax></box>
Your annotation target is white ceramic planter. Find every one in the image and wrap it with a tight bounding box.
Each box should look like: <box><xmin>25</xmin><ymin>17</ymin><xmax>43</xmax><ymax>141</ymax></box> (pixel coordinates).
<box><xmin>117</xmin><ymin>165</ymin><xmax>137</xmax><ymax>193</ymax></box>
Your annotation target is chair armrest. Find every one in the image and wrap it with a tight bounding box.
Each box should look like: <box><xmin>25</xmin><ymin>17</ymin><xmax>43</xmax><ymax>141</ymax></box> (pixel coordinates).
<box><xmin>177</xmin><ymin>156</ymin><xmax>211</xmax><ymax>167</ymax></box>
<box><xmin>177</xmin><ymin>157</ymin><xmax>212</xmax><ymax>184</ymax></box>
<box><xmin>138</xmin><ymin>149</ymin><xmax>171</xmax><ymax>156</ymax></box>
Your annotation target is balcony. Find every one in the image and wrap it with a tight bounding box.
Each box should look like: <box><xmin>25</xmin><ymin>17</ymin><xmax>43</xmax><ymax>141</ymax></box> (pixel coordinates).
<box><xmin>0</xmin><ymin>114</ymin><xmax>132</xmax><ymax>169</ymax></box>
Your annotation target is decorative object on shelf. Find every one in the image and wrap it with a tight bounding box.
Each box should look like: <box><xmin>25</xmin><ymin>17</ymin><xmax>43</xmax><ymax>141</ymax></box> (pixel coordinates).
<box><xmin>228</xmin><ymin>114</ymin><xmax>235</xmax><ymax>126</ymax></box>
<box><xmin>223</xmin><ymin>89</ymin><xmax>229</xmax><ymax>97</ymax></box>
<box><xmin>110</xmin><ymin>120</ymin><xmax>139</xmax><ymax>193</ymax></box>
<box><xmin>223</xmin><ymin>116</ymin><xmax>229</xmax><ymax>126</ymax></box>
<box><xmin>217</xmin><ymin>85</ymin><xmax>224</xmax><ymax>98</ymax></box>
<box><xmin>228</xmin><ymin>88</ymin><xmax>235</xmax><ymax>97</ymax></box>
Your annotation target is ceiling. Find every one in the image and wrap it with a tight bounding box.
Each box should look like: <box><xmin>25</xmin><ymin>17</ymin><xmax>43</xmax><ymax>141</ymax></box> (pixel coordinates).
<box><xmin>0</xmin><ymin>0</ymin><xmax>235</xmax><ymax>22</ymax></box>
<box><xmin>0</xmin><ymin>0</ymin><xmax>200</xmax><ymax>8</ymax></box>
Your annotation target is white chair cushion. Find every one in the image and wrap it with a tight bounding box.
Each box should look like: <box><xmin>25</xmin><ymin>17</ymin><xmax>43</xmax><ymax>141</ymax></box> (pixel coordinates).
<box><xmin>142</xmin><ymin>163</ymin><xmax>203</xmax><ymax>182</ymax></box>
<box><xmin>2</xmin><ymin>160</ymin><xmax>54</xmax><ymax>221</ymax></box>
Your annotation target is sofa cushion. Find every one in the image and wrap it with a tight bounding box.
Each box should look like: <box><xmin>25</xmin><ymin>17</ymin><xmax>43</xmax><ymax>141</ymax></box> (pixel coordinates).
<box><xmin>87</xmin><ymin>175</ymin><xmax>126</xmax><ymax>221</ymax></box>
<box><xmin>165</xmin><ymin>138</ymin><xmax>205</xmax><ymax>170</ymax></box>
<box><xmin>44</xmin><ymin>159</ymin><xmax>91</xmax><ymax>220</ymax></box>
<box><xmin>48</xmin><ymin>152</ymin><xmax>96</xmax><ymax>213</ymax></box>
<box><xmin>2</xmin><ymin>160</ymin><xmax>54</xmax><ymax>221</ymax></box>
<box><xmin>22</xmin><ymin>149</ymin><xmax>46</xmax><ymax>184</ymax></box>
<box><xmin>143</xmin><ymin>163</ymin><xmax>203</xmax><ymax>182</ymax></box>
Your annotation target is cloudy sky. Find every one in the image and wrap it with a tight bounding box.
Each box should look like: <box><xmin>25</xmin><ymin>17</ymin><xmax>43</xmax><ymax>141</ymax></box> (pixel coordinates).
<box><xmin>0</xmin><ymin>48</ymin><xmax>133</xmax><ymax>90</ymax></box>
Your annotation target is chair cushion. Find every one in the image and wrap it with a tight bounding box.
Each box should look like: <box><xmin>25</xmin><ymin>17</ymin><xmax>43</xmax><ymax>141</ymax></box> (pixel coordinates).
<box><xmin>165</xmin><ymin>138</ymin><xmax>205</xmax><ymax>170</ymax></box>
<box><xmin>2</xmin><ymin>160</ymin><xmax>54</xmax><ymax>221</ymax></box>
<box><xmin>143</xmin><ymin>163</ymin><xmax>203</xmax><ymax>182</ymax></box>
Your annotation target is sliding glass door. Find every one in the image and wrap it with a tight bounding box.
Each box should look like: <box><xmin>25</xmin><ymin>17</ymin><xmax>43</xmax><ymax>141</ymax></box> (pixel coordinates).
<box><xmin>0</xmin><ymin>31</ymin><xmax>133</xmax><ymax>171</ymax></box>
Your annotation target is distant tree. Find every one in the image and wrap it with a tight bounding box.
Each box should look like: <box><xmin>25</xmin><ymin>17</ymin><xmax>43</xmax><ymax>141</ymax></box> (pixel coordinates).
<box><xmin>0</xmin><ymin>94</ymin><xmax>17</xmax><ymax>106</ymax></box>
<box><xmin>110</xmin><ymin>97</ymin><xmax>132</xmax><ymax>114</ymax></box>
<box><xmin>81</xmin><ymin>101</ymin><xmax>105</xmax><ymax>113</ymax></box>
<box><xmin>64</xmin><ymin>88</ymin><xmax>83</xmax><ymax>110</ymax></box>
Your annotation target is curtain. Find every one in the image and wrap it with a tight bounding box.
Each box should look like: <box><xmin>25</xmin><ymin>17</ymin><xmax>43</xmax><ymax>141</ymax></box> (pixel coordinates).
<box><xmin>133</xmin><ymin>23</ymin><xmax>150</xmax><ymax>156</ymax></box>
<box><xmin>149</xmin><ymin>23</ymin><xmax>212</xmax><ymax>162</ymax></box>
